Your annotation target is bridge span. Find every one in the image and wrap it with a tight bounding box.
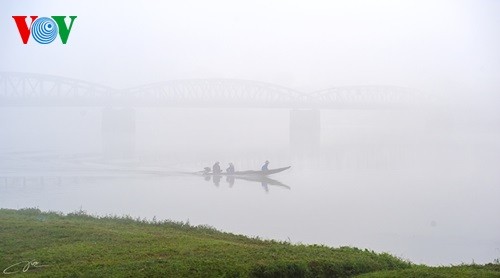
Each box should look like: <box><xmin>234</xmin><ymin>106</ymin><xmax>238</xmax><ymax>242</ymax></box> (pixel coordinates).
<box><xmin>0</xmin><ymin>72</ymin><xmax>429</xmax><ymax>109</ymax></box>
<box><xmin>0</xmin><ymin>72</ymin><xmax>432</xmax><ymax>158</ymax></box>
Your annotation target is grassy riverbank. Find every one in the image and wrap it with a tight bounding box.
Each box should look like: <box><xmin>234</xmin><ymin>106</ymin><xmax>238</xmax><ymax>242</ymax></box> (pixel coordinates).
<box><xmin>0</xmin><ymin>209</ymin><xmax>498</xmax><ymax>277</ymax></box>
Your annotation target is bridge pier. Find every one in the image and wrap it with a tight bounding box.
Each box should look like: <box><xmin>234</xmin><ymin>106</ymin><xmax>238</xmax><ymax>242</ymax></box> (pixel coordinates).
<box><xmin>101</xmin><ymin>107</ymin><xmax>136</xmax><ymax>159</ymax></box>
<box><xmin>289</xmin><ymin>109</ymin><xmax>321</xmax><ymax>163</ymax></box>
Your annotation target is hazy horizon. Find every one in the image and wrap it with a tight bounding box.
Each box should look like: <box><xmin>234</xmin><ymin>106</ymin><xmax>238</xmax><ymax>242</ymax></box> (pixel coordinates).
<box><xmin>1</xmin><ymin>0</ymin><xmax>499</xmax><ymax>266</ymax></box>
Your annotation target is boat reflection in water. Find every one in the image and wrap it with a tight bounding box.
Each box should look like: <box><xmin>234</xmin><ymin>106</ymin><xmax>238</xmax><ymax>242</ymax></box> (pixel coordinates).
<box><xmin>201</xmin><ymin>174</ymin><xmax>290</xmax><ymax>192</ymax></box>
<box><xmin>197</xmin><ymin>166</ymin><xmax>291</xmax><ymax>192</ymax></box>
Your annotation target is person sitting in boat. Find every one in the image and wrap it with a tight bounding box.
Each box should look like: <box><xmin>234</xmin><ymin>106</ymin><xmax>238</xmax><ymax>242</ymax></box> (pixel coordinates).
<box><xmin>226</xmin><ymin>163</ymin><xmax>235</xmax><ymax>174</ymax></box>
<box><xmin>261</xmin><ymin>160</ymin><xmax>269</xmax><ymax>171</ymax></box>
<box><xmin>212</xmin><ymin>162</ymin><xmax>221</xmax><ymax>174</ymax></box>
<box><xmin>202</xmin><ymin>167</ymin><xmax>211</xmax><ymax>175</ymax></box>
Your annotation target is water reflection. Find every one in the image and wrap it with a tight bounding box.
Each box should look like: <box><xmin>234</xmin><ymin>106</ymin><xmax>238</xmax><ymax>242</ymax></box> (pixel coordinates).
<box><xmin>0</xmin><ymin>173</ymin><xmax>291</xmax><ymax>194</ymax></box>
<box><xmin>1</xmin><ymin>147</ymin><xmax>499</xmax><ymax>266</ymax></box>
<box><xmin>199</xmin><ymin>174</ymin><xmax>290</xmax><ymax>192</ymax></box>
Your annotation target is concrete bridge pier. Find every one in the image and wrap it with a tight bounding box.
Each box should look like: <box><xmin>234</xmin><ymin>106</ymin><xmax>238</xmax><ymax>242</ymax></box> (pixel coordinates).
<box><xmin>289</xmin><ymin>109</ymin><xmax>321</xmax><ymax>167</ymax></box>
<box><xmin>101</xmin><ymin>107</ymin><xmax>136</xmax><ymax>159</ymax></box>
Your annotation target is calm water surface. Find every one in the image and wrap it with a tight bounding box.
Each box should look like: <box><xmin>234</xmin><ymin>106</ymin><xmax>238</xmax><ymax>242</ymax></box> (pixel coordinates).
<box><xmin>1</xmin><ymin>148</ymin><xmax>499</xmax><ymax>266</ymax></box>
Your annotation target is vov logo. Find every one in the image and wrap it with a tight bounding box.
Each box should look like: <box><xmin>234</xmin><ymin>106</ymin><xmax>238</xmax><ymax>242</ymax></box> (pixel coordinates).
<box><xmin>12</xmin><ymin>16</ymin><xmax>77</xmax><ymax>44</ymax></box>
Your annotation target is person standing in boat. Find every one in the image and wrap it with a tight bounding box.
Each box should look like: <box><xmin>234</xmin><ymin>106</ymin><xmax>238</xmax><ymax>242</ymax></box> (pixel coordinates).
<box><xmin>212</xmin><ymin>162</ymin><xmax>221</xmax><ymax>174</ymax></box>
<box><xmin>226</xmin><ymin>163</ymin><xmax>235</xmax><ymax>174</ymax></box>
<box><xmin>261</xmin><ymin>160</ymin><xmax>269</xmax><ymax>171</ymax></box>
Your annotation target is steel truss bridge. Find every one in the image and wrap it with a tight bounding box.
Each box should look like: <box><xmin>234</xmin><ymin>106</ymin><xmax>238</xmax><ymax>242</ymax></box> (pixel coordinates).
<box><xmin>0</xmin><ymin>72</ymin><xmax>431</xmax><ymax>109</ymax></box>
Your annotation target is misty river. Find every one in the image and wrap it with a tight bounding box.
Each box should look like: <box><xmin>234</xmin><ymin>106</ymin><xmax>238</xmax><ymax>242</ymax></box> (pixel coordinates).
<box><xmin>1</xmin><ymin>107</ymin><xmax>499</xmax><ymax>266</ymax></box>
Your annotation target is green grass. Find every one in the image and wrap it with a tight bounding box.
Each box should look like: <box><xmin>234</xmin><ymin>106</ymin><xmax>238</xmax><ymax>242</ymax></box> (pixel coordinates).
<box><xmin>0</xmin><ymin>208</ymin><xmax>498</xmax><ymax>277</ymax></box>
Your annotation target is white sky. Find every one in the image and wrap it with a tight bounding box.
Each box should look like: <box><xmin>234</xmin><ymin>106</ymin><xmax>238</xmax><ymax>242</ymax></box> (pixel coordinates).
<box><xmin>0</xmin><ymin>0</ymin><xmax>499</xmax><ymax>95</ymax></box>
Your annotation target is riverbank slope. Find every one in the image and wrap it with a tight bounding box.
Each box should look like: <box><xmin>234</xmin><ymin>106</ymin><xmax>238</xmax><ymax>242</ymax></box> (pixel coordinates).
<box><xmin>0</xmin><ymin>209</ymin><xmax>498</xmax><ymax>277</ymax></box>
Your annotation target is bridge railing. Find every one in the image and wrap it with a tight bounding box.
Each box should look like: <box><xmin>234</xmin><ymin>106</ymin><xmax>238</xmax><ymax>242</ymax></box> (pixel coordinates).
<box><xmin>0</xmin><ymin>72</ymin><xmax>434</xmax><ymax>109</ymax></box>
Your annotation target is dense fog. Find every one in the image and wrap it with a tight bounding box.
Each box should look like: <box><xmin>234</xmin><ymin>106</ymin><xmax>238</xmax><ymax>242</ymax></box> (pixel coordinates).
<box><xmin>1</xmin><ymin>0</ymin><xmax>499</xmax><ymax>265</ymax></box>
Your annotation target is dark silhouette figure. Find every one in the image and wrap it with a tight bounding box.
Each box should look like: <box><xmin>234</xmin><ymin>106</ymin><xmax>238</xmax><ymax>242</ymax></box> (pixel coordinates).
<box><xmin>261</xmin><ymin>160</ymin><xmax>269</xmax><ymax>171</ymax></box>
<box><xmin>212</xmin><ymin>162</ymin><xmax>221</xmax><ymax>174</ymax></box>
<box><xmin>226</xmin><ymin>163</ymin><xmax>235</xmax><ymax>174</ymax></box>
